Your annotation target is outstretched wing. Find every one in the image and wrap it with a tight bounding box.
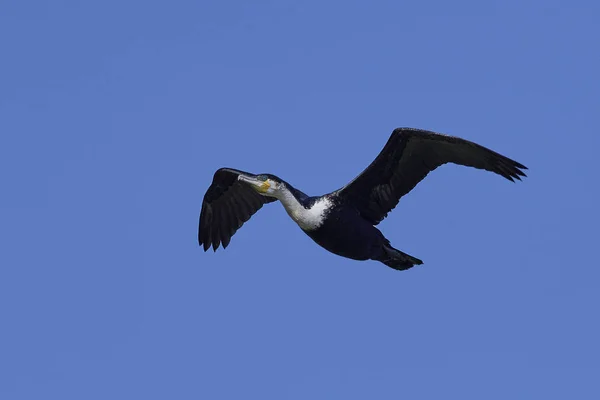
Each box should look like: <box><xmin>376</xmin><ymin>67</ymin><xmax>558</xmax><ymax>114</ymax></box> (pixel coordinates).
<box><xmin>198</xmin><ymin>168</ymin><xmax>277</xmax><ymax>251</ymax></box>
<box><xmin>336</xmin><ymin>128</ymin><xmax>527</xmax><ymax>225</ymax></box>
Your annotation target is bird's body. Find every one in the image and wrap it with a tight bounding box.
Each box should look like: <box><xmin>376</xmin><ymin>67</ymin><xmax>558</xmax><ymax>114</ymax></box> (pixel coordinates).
<box><xmin>304</xmin><ymin>204</ymin><xmax>390</xmax><ymax>262</ymax></box>
<box><xmin>198</xmin><ymin>128</ymin><xmax>527</xmax><ymax>271</ymax></box>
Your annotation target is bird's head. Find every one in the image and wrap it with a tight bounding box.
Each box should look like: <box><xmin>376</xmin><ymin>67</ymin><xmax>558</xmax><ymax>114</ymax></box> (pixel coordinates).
<box><xmin>238</xmin><ymin>173</ymin><xmax>284</xmax><ymax>198</ymax></box>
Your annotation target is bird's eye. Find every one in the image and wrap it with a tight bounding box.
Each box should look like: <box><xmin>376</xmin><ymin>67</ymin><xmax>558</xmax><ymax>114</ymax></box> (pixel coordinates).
<box><xmin>257</xmin><ymin>175</ymin><xmax>268</xmax><ymax>181</ymax></box>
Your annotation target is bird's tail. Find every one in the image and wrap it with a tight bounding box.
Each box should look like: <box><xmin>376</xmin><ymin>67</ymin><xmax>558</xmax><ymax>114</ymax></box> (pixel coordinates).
<box><xmin>376</xmin><ymin>243</ymin><xmax>423</xmax><ymax>271</ymax></box>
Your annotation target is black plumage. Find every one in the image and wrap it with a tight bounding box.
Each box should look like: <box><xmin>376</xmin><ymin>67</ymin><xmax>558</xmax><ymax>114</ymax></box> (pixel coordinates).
<box><xmin>198</xmin><ymin>168</ymin><xmax>276</xmax><ymax>251</ymax></box>
<box><xmin>335</xmin><ymin>128</ymin><xmax>527</xmax><ymax>224</ymax></box>
<box><xmin>198</xmin><ymin>128</ymin><xmax>527</xmax><ymax>270</ymax></box>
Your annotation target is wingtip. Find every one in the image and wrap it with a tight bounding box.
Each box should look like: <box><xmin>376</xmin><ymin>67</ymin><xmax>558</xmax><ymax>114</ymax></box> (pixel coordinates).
<box><xmin>515</xmin><ymin>161</ymin><xmax>528</xmax><ymax>170</ymax></box>
<box><xmin>502</xmin><ymin>159</ymin><xmax>528</xmax><ymax>183</ymax></box>
<box><xmin>512</xmin><ymin>165</ymin><xmax>527</xmax><ymax>181</ymax></box>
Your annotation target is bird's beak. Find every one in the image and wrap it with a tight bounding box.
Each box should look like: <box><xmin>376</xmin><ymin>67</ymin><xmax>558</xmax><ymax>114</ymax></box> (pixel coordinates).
<box><xmin>238</xmin><ymin>175</ymin><xmax>271</xmax><ymax>193</ymax></box>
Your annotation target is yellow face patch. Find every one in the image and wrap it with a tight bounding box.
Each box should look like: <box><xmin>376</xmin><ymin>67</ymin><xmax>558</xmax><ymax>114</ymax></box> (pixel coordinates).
<box><xmin>258</xmin><ymin>181</ymin><xmax>271</xmax><ymax>193</ymax></box>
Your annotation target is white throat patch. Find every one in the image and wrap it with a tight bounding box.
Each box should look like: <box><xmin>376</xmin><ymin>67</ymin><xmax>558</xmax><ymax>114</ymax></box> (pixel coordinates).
<box><xmin>276</xmin><ymin>190</ymin><xmax>332</xmax><ymax>231</ymax></box>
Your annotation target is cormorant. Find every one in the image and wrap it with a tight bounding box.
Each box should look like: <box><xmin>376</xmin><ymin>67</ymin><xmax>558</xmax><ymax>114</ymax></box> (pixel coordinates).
<box><xmin>198</xmin><ymin>128</ymin><xmax>527</xmax><ymax>270</ymax></box>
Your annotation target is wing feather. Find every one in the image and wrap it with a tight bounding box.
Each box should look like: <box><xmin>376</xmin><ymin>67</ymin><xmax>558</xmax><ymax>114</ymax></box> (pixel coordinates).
<box><xmin>198</xmin><ymin>168</ymin><xmax>276</xmax><ymax>251</ymax></box>
<box><xmin>336</xmin><ymin>128</ymin><xmax>527</xmax><ymax>225</ymax></box>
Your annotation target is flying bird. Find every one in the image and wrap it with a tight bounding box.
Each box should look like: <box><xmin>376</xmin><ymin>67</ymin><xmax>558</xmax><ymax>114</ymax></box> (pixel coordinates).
<box><xmin>198</xmin><ymin>128</ymin><xmax>526</xmax><ymax>270</ymax></box>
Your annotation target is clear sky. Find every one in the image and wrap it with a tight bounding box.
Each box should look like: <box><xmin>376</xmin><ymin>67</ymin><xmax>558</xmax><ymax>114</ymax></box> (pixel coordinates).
<box><xmin>1</xmin><ymin>0</ymin><xmax>599</xmax><ymax>398</ymax></box>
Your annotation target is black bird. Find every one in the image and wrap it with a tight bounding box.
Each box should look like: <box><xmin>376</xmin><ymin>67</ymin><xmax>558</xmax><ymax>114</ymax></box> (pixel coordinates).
<box><xmin>198</xmin><ymin>128</ymin><xmax>526</xmax><ymax>270</ymax></box>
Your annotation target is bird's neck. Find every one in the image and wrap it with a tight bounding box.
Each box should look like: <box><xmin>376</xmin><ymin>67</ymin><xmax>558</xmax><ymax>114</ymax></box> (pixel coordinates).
<box><xmin>275</xmin><ymin>187</ymin><xmax>331</xmax><ymax>231</ymax></box>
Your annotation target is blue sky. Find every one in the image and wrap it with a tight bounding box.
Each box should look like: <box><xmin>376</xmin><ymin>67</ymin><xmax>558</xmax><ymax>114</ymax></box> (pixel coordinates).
<box><xmin>1</xmin><ymin>0</ymin><xmax>599</xmax><ymax>398</ymax></box>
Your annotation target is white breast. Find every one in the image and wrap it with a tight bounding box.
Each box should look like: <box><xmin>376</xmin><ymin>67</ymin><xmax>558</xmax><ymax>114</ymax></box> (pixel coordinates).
<box><xmin>277</xmin><ymin>191</ymin><xmax>332</xmax><ymax>231</ymax></box>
